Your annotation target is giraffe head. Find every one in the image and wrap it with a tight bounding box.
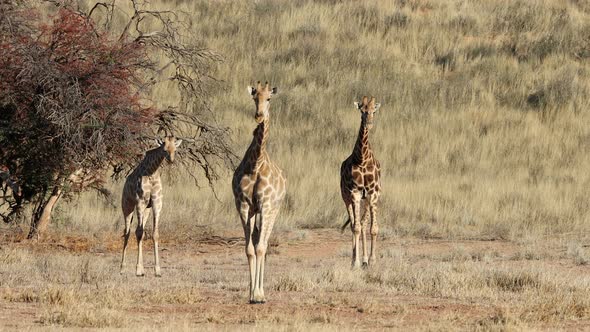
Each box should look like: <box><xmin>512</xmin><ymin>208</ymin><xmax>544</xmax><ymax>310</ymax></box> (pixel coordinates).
<box><xmin>247</xmin><ymin>81</ymin><xmax>278</xmax><ymax>124</ymax></box>
<box><xmin>354</xmin><ymin>96</ymin><xmax>381</xmax><ymax>130</ymax></box>
<box><xmin>155</xmin><ymin>136</ymin><xmax>183</xmax><ymax>163</ymax></box>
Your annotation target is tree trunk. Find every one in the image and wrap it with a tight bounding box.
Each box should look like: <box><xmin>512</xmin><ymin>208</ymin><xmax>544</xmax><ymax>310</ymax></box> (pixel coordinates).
<box><xmin>27</xmin><ymin>186</ymin><xmax>62</xmax><ymax>240</ymax></box>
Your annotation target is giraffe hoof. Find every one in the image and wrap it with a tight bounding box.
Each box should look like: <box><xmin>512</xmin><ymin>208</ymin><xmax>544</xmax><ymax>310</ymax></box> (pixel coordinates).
<box><xmin>136</xmin><ymin>272</ymin><xmax>145</xmax><ymax>277</ymax></box>
<box><xmin>249</xmin><ymin>299</ymin><xmax>266</xmax><ymax>304</ymax></box>
<box><xmin>155</xmin><ymin>273</ymin><xmax>162</xmax><ymax>278</ymax></box>
<box><xmin>362</xmin><ymin>262</ymin><xmax>369</xmax><ymax>269</ymax></box>
<box><xmin>251</xmin><ymin>292</ymin><xmax>266</xmax><ymax>304</ymax></box>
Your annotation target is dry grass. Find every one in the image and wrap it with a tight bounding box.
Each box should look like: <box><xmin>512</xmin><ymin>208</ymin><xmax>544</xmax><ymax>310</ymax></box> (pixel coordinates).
<box><xmin>52</xmin><ymin>0</ymin><xmax>590</xmax><ymax>242</ymax></box>
<box><xmin>2</xmin><ymin>0</ymin><xmax>590</xmax><ymax>329</ymax></box>
<box><xmin>1</xmin><ymin>233</ymin><xmax>590</xmax><ymax>330</ymax></box>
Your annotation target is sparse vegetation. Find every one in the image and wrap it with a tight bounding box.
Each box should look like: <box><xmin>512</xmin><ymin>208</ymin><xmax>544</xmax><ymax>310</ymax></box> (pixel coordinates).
<box><xmin>2</xmin><ymin>0</ymin><xmax>590</xmax><ymax>330</ymax></box>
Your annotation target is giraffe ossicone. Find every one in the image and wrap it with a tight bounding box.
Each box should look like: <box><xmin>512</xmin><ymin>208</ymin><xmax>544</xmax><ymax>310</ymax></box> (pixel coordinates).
<box><xmin>232</xmin><ymin>81</ymin><xmax>286</xmax><ymax>304</ymax></box>
<box><xmin>120</xmin><ymin>136</ymin><xmax>182</xmax><ymax>277</ymax></box>
<box><xmin>340</xmin><ymin>96</ymin><xmax>382</xmax><ymax>268</ymax></box>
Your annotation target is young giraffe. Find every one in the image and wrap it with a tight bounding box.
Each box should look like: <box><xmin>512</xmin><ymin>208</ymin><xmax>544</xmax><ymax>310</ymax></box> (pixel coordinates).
<box><xmin>120</xmin><ymin>136</ymin><xmax>182</xmax><ymax>277</ymax></box>
<box><xmin>340</xmin><ymin>96</ymin><xmax>382</xmax><ymax>268</ymax></box>
<box><xmin>232</xmin><ymin>81</ymin><xmax>286</xmax><ymax>304</ymax></box>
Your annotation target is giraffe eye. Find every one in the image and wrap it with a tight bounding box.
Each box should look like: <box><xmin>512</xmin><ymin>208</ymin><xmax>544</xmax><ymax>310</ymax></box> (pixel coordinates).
<box><xmin>266</xmin><ymin>98</ymin><xmax>271</xmax><ymax>101</ymax></box>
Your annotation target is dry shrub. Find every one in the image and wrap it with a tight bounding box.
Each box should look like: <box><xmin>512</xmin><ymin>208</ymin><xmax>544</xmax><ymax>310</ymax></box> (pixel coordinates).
<box><xmin>474</xmin><ymin>307</ymin><xmax>519</xmax><ymax>331</ymax></box>
<box><xmin>0</xmin><ymin>0</ymin><xmax>234</xmax><ymax>237</ymax></box>
<box><xmin>145</xmin><ymin>286</ymin><xmax>203</xmax><ymax>305</ymax></box>
<box><xmin>481</xmin><ymin>222</ymin><xmax>512</xmax><ymax>241</ymax></box>
<box><xmin>5</xmin><ymin>285</ymin><xmax>75</xmax><ymax>306</ymax></box>
<box><xmin>3</xmin><ymin>288</ymin><xmax>39</xmax><ymax>303</ymax></box>
<box><xmin>319</xmin><ymin>265</ymin><xmax>365</xmax><ymax>291</ymax></box>
<box><xmin>43</xmin><ymin>286</ymin><xmax>76</xmax><ymax>306</ymax></box>
<box><xmin>384</xmin><ymin>11</ymin><xmax>410</xmax><ymax>31</ymax></box>
<box><xmin>40</xmin><ymin>304</ymin><xmax>126</xmax><ymax>328</ymax></box>
<box><xmin>0</xmin><ymin>247</ymin><xmax>30</xmax><ymax>265</ymax></box>
<box><xmin>396</xmin><ymin>0</ymin><xmax>434</xmax><ymax>12</ymax></box>
<box><xmin>486</xmin><ymin>270</ymin><xmax>542</xmax><ymax>292</ymax></box>
<box><xmin>519</xmin><ymin>292</ymin><xmax>590</xmax><ymax>322</ymax></box>
<box><xmin>567</xmin><ymin>242</ymin><xmax>589</xmax><ymax>266</ymax></box>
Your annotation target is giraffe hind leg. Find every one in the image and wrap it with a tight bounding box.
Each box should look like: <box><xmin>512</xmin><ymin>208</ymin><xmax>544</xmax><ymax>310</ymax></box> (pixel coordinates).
<box><xmin>151</xmin><ymin>196</ymin><xmax>162</xmax><ymax>277</ymax></box>
<box><xmin>344</xmin><ymin>202</ymin><xmax>357</xmax><ymax>266</ymax></box>
<box><xmin>120</xmin><ymin>204</ymin><xmax>134</xmax><ymax>274</ymax></box>
<box><xmin>135</xmin><ymin>205</ymin><xmax>149</xmax><ymax>277</ymax></box>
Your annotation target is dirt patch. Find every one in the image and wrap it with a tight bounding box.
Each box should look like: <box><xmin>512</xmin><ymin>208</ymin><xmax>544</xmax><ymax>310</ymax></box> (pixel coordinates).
<box><xmin>1</xmin><ymin>227</ymin><xmax>589</xmax><ymax>330</ymax></box>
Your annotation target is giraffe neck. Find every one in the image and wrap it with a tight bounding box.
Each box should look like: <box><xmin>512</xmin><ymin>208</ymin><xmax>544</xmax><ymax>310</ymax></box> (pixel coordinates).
<box><xmin>352</xmin><ymin>114</ymin><xmax>372</xmax><ymax>165</ymax></box>
<box><xmin>137</xmin><ymin>146</ymin><xmax>167</xmax><ymax>176</ymax></box>
<box><xmin>245</xmin><ymin>118</ymin><xmax>269</xmax><ymax>172</ymax></box>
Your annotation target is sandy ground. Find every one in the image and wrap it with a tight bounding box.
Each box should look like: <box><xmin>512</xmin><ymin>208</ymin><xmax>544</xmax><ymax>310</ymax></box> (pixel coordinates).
<box><xmin>1</xmin><ymin>228</ymin><xmax>589</xmax><ymax>331</ymax></box>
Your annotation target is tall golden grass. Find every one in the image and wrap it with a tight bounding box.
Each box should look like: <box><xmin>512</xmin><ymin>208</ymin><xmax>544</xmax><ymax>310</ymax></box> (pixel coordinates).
<box><xmin>48</xmin><ymin>0</ymin><xmax>590</xmax><ymax>241</ymax></box>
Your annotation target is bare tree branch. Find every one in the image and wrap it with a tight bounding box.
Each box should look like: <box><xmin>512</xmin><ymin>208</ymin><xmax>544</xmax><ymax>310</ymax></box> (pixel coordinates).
<box><xmin>0</xmin><ymin>0</ymin><xmax>235</xmax><ymax>236</ymax></box>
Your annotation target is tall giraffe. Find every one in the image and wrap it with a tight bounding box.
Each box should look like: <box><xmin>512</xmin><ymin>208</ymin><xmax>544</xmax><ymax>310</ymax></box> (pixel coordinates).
<box><xmin>340</xmin><ymin>96</ymin><xmax>382</xmax><ymax>268</ymax></box>
<box><xmin>232</xmin><ymin>81</ymin><xmax>286</xmax><ymax>304</ymax></box>
<box><xmin>120</xmin><ymin>136</ymin><xmax>182</xmax><ymax>277</ymax></box>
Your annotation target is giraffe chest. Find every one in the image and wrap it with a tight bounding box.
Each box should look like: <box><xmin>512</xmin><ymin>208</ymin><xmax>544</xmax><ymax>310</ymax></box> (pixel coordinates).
<box><xmin>126</xmin><ymin>175</ymin><xmax>161</xmax><ymax>199</ymax></box>
<box><xmin>233</xmin><ymin>166</ymin><xmax>286</xmax><ymax>207</ymax></box>
<box><xmin>342</xmin><ymin>160</ymin><xmax>381</xmax><ymax>193</ymax></box>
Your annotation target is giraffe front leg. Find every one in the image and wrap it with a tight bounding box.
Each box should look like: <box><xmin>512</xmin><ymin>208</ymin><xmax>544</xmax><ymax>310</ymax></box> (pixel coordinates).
<box><xmin>151</xmin><ymin>197</ymin><xmax>163</xmax><ymax>277</ymax></box>
<box><xmin>120</xmin><ymin>205</ymin><xmax>134</xmax><ymax>274</ymax></box>
<box><xmin>238</xmin><ymin>201</ymin><xmax>256</xmax><ymax>303</ymax></box>
<box><xmin>345</xmin><ymin>203</ymin><xmax>355</xmax><ymax>260</ymax></box>
<box><xmin>351</xmin><ymin>195</ymin><xmax>362</xmax><ymax>269</ymax></box>
<box><xmin>252</xmin><ymin>210</ymin><xmax>266</xmax><ymax>304</ymax></box>
<box><xmin>253</xmin><ymin>206</ymin><xmax>277</xmax><ymax>304</ymax></box>
<box><xmin>360</xmin><ymin>203</ymin><xmax>370</xmax><ymax>268</ymax></box>
<box><xmin>369</xmin><ymin>196</ymin><xmax>379</xmax><ymax>266</ymax></box>
<box><xmin>135</xmin><ymin>205</ymin><xmax>148</xmax><ymax>277</ymax></box>
<box><xmin>253</xmin><ymin>240</ymin><xmax>267</xmax><ymax>304</ymax></box>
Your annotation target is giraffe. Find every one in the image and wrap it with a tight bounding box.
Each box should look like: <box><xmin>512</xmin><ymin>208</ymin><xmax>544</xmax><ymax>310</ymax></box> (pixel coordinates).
<box><xmin>120</xmin><ymin>136</ymin><xmax>182</xmax><ymax>277</ymax></box>
<box><xmin>340</xmin><ymin>96</ymin><xmax>382</xmax><ymax>268</ymax></box>
<box><xmin>232</xmin><ymin>81</ymin><xmax>286</xmax><ymax>304</ymax></box>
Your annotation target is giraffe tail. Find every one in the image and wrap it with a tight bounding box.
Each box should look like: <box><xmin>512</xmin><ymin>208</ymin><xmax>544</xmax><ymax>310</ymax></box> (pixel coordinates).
<box><xmin>340</xmin><ymin>217</ymin><xmax>351</xmax><ymax>233</ymax></box>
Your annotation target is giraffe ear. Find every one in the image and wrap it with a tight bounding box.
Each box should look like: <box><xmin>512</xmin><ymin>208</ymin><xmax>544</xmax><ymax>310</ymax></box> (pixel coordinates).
<box><xmin>271</xmin><ymin>87</ymin><xmax>278</xmax><ymax>95</ymax></box>
<box><xmin>247</xmin><ymin>86</ymin><xmax>256</xmax><ymax>96</ymax></box>
<box><xmin>155</xmin><ymin>138</ymin><xmax>164</xmax><ymax>146</ymax></box>
<box><xmin>354</xmin><ymin>102</ymin><xmax>362</xmax><ymax>110</ymax></box>
<box><xmin>374</xmin><ymin>103</ymin><xmax>381</xmax><ymax>113</ymax></box>
<box><xmin>174</xmin><ymin>139</ymin><xmax>183</xmax><ymax>148</ymax></box>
